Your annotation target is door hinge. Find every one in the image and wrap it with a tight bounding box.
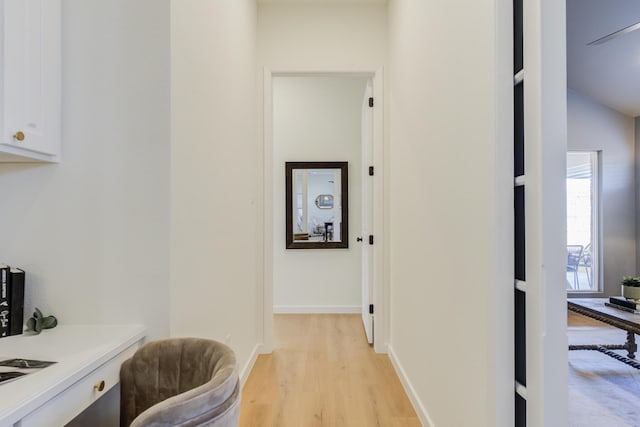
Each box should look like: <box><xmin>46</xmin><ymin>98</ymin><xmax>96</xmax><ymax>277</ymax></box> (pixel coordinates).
<box><xmin>369</xmin><ymin>166</ymin><xmax>374</xmax><ymax>176</ymax></box>
<box><xmin>369</xmin><ymin>97</ymin><xmax>374</xmax><ymax>108</ymax></box>
<box><xmin>369</xmin><ymin>235</ymin><xmax>374</xmax><ymax>245</ymax></box>
<box><xmin>369</xmin><ymin>304</ymin><xmax>374</xmax><ymax>314</ymax></box>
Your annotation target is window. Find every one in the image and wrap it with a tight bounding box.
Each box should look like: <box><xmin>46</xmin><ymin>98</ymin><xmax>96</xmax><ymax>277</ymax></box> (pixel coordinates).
<box><xmin>566</xmin><ymin>151</ymin><xmax>599</xmax><ymax>292</ymax></box>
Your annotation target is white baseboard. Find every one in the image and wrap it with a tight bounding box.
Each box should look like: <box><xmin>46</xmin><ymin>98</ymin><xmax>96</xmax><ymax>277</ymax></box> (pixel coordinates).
<box><xmin>387</xmin><ymin>344</ymin><xmax>435</xmax><ymax>427</ymax></box>
<box><xmin>273</xmin><ymin>305</ymin><xmax>360</xmax><ymax>314</ymax></box>
<box><xmin>240</xmin><ymin>343</ymin><xmax>262</xmax><ymax>388</ymax></box>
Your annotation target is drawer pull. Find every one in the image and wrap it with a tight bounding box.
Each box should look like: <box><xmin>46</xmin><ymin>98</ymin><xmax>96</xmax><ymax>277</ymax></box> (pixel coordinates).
<box><xmin>94</xmin><ymin>380</ymin><xmax>105</xmax><ymax>392</ymax></box>
<box><xmin>13</xmin><ymin>131</ymin><xmax>25</xmax><ymax>142</ymax></box>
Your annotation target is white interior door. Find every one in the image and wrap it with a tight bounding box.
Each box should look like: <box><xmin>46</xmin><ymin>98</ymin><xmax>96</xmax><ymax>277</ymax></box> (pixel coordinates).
<box><xmin>361</xmin><ymin>80</ymin><xmax>374</xmax><ymax>344</ymax></box>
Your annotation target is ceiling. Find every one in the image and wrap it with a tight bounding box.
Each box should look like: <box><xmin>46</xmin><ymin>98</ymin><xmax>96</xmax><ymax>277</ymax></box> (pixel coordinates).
<box><xmin>257</xmin><ymin>0</ymin><xmax>386</xmax><ymax>3</ymax></box>
<box><xmin>567</xmin><ymin>0</ymin><xmax>640</xmax><ymax>117</ymax></box>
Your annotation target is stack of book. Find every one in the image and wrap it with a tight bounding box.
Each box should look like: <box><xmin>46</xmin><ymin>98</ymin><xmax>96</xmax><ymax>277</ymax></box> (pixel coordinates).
<box><xmin>605</xmin><ymin>296</ymin><xmax>640</xmax><ymax>314</ymax></box>
<box><xmin>0</xmin><ymin>264</ymin><xmax>25</xmax><ymax>338</ymax></box>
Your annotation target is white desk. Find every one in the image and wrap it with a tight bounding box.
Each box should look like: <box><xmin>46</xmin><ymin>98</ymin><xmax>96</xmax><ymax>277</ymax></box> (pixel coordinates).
<box><xmin>0</xmin><ymin>324</ymin><xmax>146</xmax><ymax>427</ymax></box>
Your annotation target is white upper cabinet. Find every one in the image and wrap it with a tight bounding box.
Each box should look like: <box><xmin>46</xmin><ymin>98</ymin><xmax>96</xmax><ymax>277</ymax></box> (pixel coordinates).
<box><xmin>1</xmin><ymin>0</ymin><xmax>61</xmax><ymax>162</ymax></box>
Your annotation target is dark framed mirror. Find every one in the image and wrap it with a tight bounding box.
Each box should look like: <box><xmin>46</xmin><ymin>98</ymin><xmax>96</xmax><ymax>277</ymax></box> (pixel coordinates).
<box><xmin>285</xmin><ymin>161</ymin><xmax>348</xmax><ymax>249</ymax></box>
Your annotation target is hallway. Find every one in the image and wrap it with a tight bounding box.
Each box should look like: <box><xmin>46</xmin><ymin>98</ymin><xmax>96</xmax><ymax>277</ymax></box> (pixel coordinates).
<box><xmin>239</xmin><ymin>314</ymin><xmax>420</xmax><ymax>426</ymax></box>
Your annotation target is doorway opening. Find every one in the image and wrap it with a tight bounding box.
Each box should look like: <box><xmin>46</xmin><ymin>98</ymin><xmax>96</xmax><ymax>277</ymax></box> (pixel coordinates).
<box><xmin>566</xmin><ymin>0</ymin><xmax>640</xmax><ymax>424</ymax></box>
<box><xmin>262</xmin><ymin>69</ymin><xmax>385</xmax><ymax>354</ymax></box>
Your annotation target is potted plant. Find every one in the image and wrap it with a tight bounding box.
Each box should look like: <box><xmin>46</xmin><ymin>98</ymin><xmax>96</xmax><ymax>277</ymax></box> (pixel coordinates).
<box><xmin>621</xmin><ymin>276</ymin><xmax>640</xmax><ymax>301</ymax></box>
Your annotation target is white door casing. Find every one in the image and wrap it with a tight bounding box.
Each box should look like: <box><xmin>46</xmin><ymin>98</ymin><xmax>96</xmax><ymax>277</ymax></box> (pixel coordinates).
<box><xmin>262</xmin><ymin>68</ymin><xmax>386</xmax><ymax>354</ymax></box>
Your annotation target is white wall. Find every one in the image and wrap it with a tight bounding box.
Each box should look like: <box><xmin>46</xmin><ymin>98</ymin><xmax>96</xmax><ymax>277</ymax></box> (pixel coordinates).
<box><xmin>0</xmin><ymin>0</ymin><xmax>170</xmax><ymax>339</ymax></box>
<box><xmin>0</xmin><ymin>2</ymin><xmax>171</xmax><ymax>424</ymax></box>
<box><xmin>388</xmin><ymin>1</ymin><xmax>512</xmax><ymax>426</ymax></box>
<box><xmin>637</xmin><ymin>117</ymin><xmax>640</xmax><ymax>269</ymax></box>
<box><xmin>273</xmin><ymin>76</ymin><xmax>365</xmax><ymax>312</ymax></box>
<box><xmin>568</xmin><ymin>89</ymin><xmax>636</xmax><ymax>296</ymax></box>
<box><xmin>257</xmin><ymin>2</ymin><xmax>387</xmax><ymax>69</ymax></box>
<box><xmin>170</xmin><ymin>0</ymin><xmax>261</xmax><ymax>378</ymax></box>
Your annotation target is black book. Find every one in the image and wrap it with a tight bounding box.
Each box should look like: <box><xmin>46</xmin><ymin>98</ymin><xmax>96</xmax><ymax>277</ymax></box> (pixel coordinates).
<box><xmin>0</xmin><ymin>264</ymin><xmax>9</xmax><ymax>337</ymax></box>
<box><xmin>9</xmin><ymin>268</ymin><xmax>25</xmax><ymax>336</ymax></box>
<box><xmin>609</xmin><ymin>296</ymin><xmax>639</xmax><ymax>310</ymax></box>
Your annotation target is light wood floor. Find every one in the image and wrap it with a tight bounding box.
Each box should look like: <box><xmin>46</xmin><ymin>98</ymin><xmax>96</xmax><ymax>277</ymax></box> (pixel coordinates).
<box><xmin>239</xmin><ymin>314</ymin><xmax>421</xmax><ymax>427</ymax></box>
<box><xmin>568</xmin><ymin>311</ymin><xmax>603</xmax><ymax>327</ymax></box>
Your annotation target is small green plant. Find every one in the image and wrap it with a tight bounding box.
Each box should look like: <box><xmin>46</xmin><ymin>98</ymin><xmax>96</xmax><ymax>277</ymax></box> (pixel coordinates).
<box><xmin>621</xmin><ymin>277</ymin><xmax>640</xmax><ymax>288</ymax></box>
<box><xmin>25</xmin><ymin>307</ymin><xmax>57</xmax><ymax>334</ymax></box>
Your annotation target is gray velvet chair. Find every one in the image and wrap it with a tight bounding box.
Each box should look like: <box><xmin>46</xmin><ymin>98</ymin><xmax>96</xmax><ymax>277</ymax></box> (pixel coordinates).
<box><xmin>120</xmin><ymin>338</ymin><xmax>240</xmax><ymax>427</ymax></box>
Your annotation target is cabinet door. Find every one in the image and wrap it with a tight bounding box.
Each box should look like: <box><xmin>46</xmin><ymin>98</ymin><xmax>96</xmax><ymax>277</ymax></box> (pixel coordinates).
<box><xmin>2</xmin><ymin>0</ymin><xmax>60</xmax><ymax>161</ymax></box>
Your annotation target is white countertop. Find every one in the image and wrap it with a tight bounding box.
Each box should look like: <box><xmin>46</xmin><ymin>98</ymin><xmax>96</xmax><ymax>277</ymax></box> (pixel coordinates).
<box><xmin>0</xmin><ymin>324</ymin><xmax>146</xmax><ymax>426</ymax></box>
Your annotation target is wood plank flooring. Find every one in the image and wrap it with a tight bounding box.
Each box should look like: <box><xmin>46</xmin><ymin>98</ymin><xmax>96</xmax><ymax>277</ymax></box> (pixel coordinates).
<box><xmin>568</xmin><ymin>311</ymin><xmax>604</xmax><ymax>327</ymax></box>
<box><xmin>239</xmin><ymin>314</ymin><xmax>420</xmax><ymax>427</ymax></box>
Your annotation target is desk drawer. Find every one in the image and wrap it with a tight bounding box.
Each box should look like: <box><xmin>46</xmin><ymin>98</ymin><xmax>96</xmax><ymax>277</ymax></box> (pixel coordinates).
<box><xmin>19</xmin><ymin>343</ymin><xmax>139</xmax><ymax>427</ymax></box>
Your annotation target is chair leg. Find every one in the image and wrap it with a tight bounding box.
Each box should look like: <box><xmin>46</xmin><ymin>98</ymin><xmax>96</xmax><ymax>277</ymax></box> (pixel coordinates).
<box><xmin>567</xmin><ymin>272</ymin><xmax>575</xmax><ymax>290</ymax></box>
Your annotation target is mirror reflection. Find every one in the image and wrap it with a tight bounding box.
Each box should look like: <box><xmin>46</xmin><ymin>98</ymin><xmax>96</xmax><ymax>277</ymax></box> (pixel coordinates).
<box><xmin>294</xmin><ymin>169</ymin><xmax>340</xmax><ymax>241</ymax></box>
<box><xmin>315</xmin><ymin>194</ymin><xmax>334</xmax><ymax>209</ymax></box>
<box><xmin>286</xmin><ymin>162</ymin><xmax>348</xmax><ymax>249</ymax></box>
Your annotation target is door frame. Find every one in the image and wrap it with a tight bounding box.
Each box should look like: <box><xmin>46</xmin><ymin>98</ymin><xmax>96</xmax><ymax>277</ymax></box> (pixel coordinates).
<box><xmin>522</xmin><ymin>0</ymin><xmax>568</xmax><ymax>424</ymax></box>
<box><xmin>261</xmin><ymin>67</ymin><xmax>386</xmax><ymax>353</ymax></box>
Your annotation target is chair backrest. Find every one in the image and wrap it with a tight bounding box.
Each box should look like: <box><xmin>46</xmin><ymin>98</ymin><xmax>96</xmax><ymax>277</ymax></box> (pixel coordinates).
<box><xmin>120</xmin><ymin>338</ymin><xmax>239</xmax><ymax>427</ymax></box>
<box><xmin>567</xmin><ymin>245</ymin><xmax>583</xmax><ymax>268</ymax></box>
<box><xmin>581</xmin><ymin>243</ymin><xmax>592</xmax><ymax>265</ymax></box>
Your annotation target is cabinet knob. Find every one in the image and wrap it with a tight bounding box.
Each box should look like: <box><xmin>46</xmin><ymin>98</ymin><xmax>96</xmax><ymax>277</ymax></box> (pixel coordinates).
<box><xmin>94</xmin><ymin>380</ymin><xmax>106</xmax><ymax>392</ymax></box>
<box><xmin>13</xmin><ymin>131</ymin><xmax>25</xmax><ymax>142</ymax></box>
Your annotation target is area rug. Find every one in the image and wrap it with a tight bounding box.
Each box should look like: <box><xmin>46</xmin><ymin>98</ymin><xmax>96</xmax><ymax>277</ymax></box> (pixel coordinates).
<box><xmin>568</xmin><ymin>326</ymin><xmax>640</xmax><ymax>427</ymax></box>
